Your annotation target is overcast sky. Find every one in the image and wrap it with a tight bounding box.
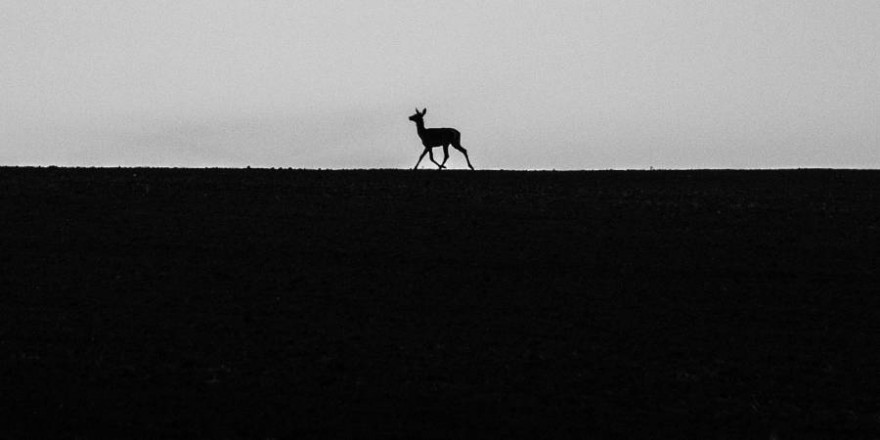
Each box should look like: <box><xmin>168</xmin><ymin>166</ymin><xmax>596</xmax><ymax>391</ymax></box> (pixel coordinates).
<box><xmin>2</xmin><ymin>0</ymin><xmax>878</xmax><ymax>169</ymax></box>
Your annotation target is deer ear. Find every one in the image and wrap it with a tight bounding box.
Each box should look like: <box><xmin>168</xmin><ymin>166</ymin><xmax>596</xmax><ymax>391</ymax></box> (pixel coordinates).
<box><xmin>421</xmin><ymin>108</ymin><xmax>427</xmax><ymax>115</ymax></box>
<box><xmin>414</xmin><ymin>107</ymin><xmax>419</xmax><ymax>114</ymax></box>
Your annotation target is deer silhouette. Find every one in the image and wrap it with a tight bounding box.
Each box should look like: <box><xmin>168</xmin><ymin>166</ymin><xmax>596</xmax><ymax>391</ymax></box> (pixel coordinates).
<box><xmin>409</xmin><ymin>108</ymin><xmax>475</xmax><ymax>170</ymax></box>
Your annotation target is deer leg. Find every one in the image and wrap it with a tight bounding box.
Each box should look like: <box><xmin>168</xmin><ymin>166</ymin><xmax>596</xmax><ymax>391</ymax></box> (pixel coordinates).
<box><xmin>440</xmin><ymin>145</ymin><xmax>450</xmax><ymax>168</ymax></box>
<box><xmin>428</xmin><ymin>149</ymin><xmax>444</xmax><ymax>169</ymax></box>
<box><xmin>453</xmin><ymin>143</ymin><xmax>475</xmax><ymax>170</ymax></box>
<box><xmin>414</xmin><ymin>149</ymin><xmax>428</xmax><ymax>169</ymax></box>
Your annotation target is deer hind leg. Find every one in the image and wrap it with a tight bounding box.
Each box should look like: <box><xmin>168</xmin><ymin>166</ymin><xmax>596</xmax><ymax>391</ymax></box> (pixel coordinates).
<box><xmin>452</xmin><ymin>142</ymin><xmax>474</xmax><ymax>170</ymax></box>
<box><xmin>428</xmin><ymin>148</ymin><xmax>444</xmax><ymax>169</ymax></box>
<box><xmin>414</xmin><ymin>148</ymin><xmax>429</xmax><ymax>169</ymax></box>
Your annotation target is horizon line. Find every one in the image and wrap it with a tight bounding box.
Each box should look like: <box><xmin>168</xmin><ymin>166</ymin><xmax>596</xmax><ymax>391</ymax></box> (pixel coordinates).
<box><xmin>2</xmin><ymin>166</ymin><xmax>879</xmax><ymax>172</ymax></box>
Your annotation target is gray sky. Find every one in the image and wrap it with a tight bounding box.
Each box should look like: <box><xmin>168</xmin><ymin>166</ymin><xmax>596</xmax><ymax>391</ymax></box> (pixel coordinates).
<box><xmin>2</xmin><ymin>0</ymin><xmax>878</xmax><ymax>169</ymax></box>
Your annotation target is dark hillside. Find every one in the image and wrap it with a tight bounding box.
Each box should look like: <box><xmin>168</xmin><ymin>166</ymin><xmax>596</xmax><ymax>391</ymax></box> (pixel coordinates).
<box><xmin>1</xmin><ymin>168</ymin><xmax>879</xmax><ymax>438</ymax></box>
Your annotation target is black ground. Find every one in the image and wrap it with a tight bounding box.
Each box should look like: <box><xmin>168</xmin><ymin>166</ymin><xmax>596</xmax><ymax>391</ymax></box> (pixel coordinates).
<box><xmin>1</xmin><ymin>168</ymin><xmax>879</xmax><ymax>438</ymax></box>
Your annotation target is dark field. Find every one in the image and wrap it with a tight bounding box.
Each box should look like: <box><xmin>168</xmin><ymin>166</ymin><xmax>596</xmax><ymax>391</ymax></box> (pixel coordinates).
<box><xmin>2</xmin><ymin>168</ymin><xmax>880</xmax><ymax>438</ymax></box>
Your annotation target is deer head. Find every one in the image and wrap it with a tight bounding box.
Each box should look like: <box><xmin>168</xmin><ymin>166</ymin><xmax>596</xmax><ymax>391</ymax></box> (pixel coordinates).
<box><xmin>408</xmin><ymin>107</ymin><xmax>427</xmax><ymax>122</ymax></box>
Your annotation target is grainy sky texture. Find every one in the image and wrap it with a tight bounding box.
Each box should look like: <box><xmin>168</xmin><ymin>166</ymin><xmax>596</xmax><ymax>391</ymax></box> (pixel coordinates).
<box><xmin>2</xmin><ymin>1</ymin><xmax>878</xmax><ymax>169</ymax></box>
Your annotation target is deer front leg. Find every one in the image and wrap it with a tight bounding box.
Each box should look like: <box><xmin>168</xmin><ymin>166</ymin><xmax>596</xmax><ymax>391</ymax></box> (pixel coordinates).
<box><xmin>414</xmin><ymin>148</ymin><xmax>428</xmax><ymax>169</ymax></box>
<box><xmin>428</xmin><ymin>148</ymin><xmax>444</xmax><ymax>169</ymax></box>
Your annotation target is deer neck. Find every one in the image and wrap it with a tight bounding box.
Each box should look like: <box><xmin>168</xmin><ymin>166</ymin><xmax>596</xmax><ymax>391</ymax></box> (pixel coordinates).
<box><xmin>415</xmin><ymin>119</ymin><xmax>427</xmax><ymax>136</ymax></box>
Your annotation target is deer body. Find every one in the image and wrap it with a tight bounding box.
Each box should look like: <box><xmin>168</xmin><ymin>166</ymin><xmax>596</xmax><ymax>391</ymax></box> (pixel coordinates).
<box><xmin>417</xmin><ymin>127</ymin><xmax>460</xmax><ymax>148</ymax></box>
<box><xmin>409</xmin><ymin>108</ymin><xmax>474</xmax><ymax>170</ymax></box>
